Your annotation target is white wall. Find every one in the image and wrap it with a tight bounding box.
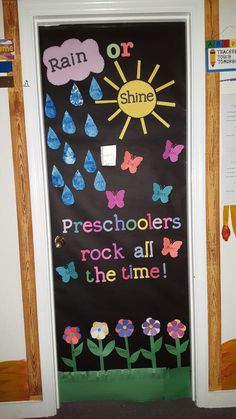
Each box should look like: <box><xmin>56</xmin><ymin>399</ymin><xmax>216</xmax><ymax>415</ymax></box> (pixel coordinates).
<box><xmin>0</xmin><ymin>0</ymin><xmax>26</xmax><ymax>361</ymax></box>
<box><xmin>220</xmin><ymin>0</ymin><xmax>236</xmax><ymax>344</ymax></box>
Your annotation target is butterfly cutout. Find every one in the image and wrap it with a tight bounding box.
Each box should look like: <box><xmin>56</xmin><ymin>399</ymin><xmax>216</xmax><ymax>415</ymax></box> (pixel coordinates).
<box><xmin>121</xmin><ymin>151</ymin><xmax>143</xmax><ymax>174</ymax></box>
<box><xmin>105</xmin><ymin>190</ymin><xmax>125</xmax><ymax>209</ymax></box>
<box><xmin>152</xmin><ymin>183</ymin><xmax>173</xmax><ymax>203</ymax></box>
<box><xmin>162</xmin><ymin>140</ymin><xmax>184</xmax><ymax>163</ymax></box>
<box><xmin>161</xmin><ymin>237</ymin><xmax>183</xmax><ymax>258</ymax></box>
<box><xmin>56</xmin><ymin>261</ymin><xmax>78</xmax><ymax>283</ymax></box>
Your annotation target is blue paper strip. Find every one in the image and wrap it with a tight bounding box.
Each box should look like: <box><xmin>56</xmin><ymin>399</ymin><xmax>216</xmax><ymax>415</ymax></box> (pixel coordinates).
<box><xmin>0</xmin><ymin>61</ymin><xmax>13</xmax><ymax>73</ymax></box>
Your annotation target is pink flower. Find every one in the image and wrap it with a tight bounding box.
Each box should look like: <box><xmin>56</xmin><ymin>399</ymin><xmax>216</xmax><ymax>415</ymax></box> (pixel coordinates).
<box><xmin>63</xmin><ymin>326</ymin><xmax>81</xmax><ymax>345</ymax></box>
<box><xmin>167</xmin><ymin>319</ymin><xmax>186</xmax><ymax>339</ymax></box>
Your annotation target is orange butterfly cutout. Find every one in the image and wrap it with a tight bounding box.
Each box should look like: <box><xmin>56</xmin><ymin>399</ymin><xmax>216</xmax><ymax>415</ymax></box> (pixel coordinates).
<box><xmin>121</xmin><ymin>151</ymin><xmax>143</xmax><ymax>174</ymax></box>
<box><xmin>161</xmin><ymin>237</ymin><xmax>183</xmax><ymax>258</ymax></box>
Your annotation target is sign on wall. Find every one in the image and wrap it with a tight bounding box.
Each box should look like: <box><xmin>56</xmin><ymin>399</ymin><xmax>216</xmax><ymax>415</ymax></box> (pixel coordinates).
<box><xmin>39</xmin><ymin>21</ymin><xmax>191</xmax><ymax>401</ymax></box>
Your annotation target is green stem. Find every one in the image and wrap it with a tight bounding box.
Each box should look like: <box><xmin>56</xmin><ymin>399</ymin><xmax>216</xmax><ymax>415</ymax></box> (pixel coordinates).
<box><xmin>124</xmin><ymin>337</ymin><xmax>131</xmax><ymax>369</ymax></box>
<box><xmin>71</xmin><ymin>343</ymin><xmax>77</xmax><ymax>372</ymax></box>
<box><xmin>98</xmin><ymin>339</ymin><xmax>105</xmax><ymax>371</ymax></box>
<box><xmin>150</xmin><ymin>336</ymin><xmax>157</xmax><ymax>369</ymax></box>
<box><xmin>175</xmin><ymin>338</ymin><xmax>182</xmax><ymax>368</ymax></box>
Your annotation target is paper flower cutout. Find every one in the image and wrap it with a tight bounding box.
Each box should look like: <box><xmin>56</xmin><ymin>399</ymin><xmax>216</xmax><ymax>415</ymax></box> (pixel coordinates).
<box><xmin>142</xmin><ymin>317</ymin><xmax>160</xmax><ymax>337</ymax></box>
<box><xmin>115</xmin><ymin>319</ymin><xmax>134</xmax><ymax>338</ymax></box>
<box><xmin>90</xmin><ymin>321</ymin><xmax>109</xmax><ymax>340</ymax></box>
<box><xmin>167</xmin><ymin>319</ymin><xmax>186</xmax><ymax>340</ymax></box>
<box><xmin>63</xmin><ymin>326</ymin><xmax>81</xmax><ymax>345</ymax></box>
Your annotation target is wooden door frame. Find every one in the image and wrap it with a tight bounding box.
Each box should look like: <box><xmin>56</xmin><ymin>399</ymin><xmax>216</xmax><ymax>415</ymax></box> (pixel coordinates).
<box><xmin>205</xmin><ymin>0</ymin><xmax>221</xmax><ymax>392</ymax></box>
<box><xmin>2</xmin><ymin>0</ymin><xmax>42</xmax><ymax>399</ymax></box>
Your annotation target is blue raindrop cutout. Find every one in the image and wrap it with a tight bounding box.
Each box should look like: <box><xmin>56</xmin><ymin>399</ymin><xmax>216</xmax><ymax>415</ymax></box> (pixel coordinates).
<box><xmin>51</xmin><ymin>165</ymin><xmax>64</xmax><ymax>187</ymax></box>
<box><xmin>62</xmin><ymin>185</ymin><xmax>75</xmax><ymax>206</ymax></box>
<box><xmin>62</xmin><ymin>111</ymin><xmax>76</xmax><ymax>134</ymax></box>
<box><xmin>45</xmin><ymin>94</ymin><xmax>56</xmax><ymax>118</ymax></box>
<box><xmin>70</xmin><ymin>83</ymin><xmax>83</xmax><ymax>106</ymax></box>
<box><xmin>89</xmin><ymin>77</ymin><xmax>103</xmax><ymax>100</ymax></box>
<box><xmin>94</xmin><ymin>171</ymin><xmax>106</xmax><ymax>191</ymax></box>
<box><xmin>84</xmin><ymin>114</ymin><xmax>98</xmax><ymax>137</ymax></box>
<box><xmin>63</xmin><ymin>142</ymin><xmax>76</xmax><ymax>164</ymax></box>
<box><xmin>72</xmin><ymin>170</ymin><xmax>85</xmax><ymax>190</ymax></box>
<box><xmin>47</xmin><ymin>127</ymin><xmax>61</xmax><ymax>150</ymax></box>
<box><xmin>84</xmin><ymin>150</ymin><xmax>96</xmax><ymax>173</ymax></box>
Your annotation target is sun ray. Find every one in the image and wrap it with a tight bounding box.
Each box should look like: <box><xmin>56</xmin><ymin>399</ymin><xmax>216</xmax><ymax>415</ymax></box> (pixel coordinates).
<box><xmin>114</xmin><ymin>60</ymin><xmax>127</xmax><ymax>83</ymax></box>
<box><xmin>151</xmin><ymin>111</ymin><xmax>170</xmax><ymax>128</ymax></box>
<box><xmin>155</xmin><ymin>80</ymin><xmax>175</xmax><ymax>93</ymax></box>
<box><xmin>96</xmin><ymin>60</ymin><xmax>176</xmax><ymax>139</ymax></box>
<box><xmin>95</xmin><ymin>99</ymin><xmax>118</xmax><ymax>104</ymax></box>
<box><xmin>137</xmin><ymin>60</ymin><xmax>141</xmax><ymax>79</ymax></box>
<box><xmin>156</xmin><ymin>100</ymin><xmax>176</xmax><ymax>107</ymax></box>
<box><xmin>148</xmin><ymin>64</ymin><xmax>160</xmax><ymax>83</ymax></box>
<box><xmin>119</xmin><ymin>116</ymin><xmax>131</xmax><ymax>140</ymax></box>
<box><xmin>108</xmin><ymin>108</ymin><xmax>122</xmax><ymax>122</ymax></box>
<box><xmin>104</xmin><ymin>76</ymin><xmax>120</xmax><ymax>91</ymax></box>
<box><xmin>140</xmin><ymin>117</ymin><xmax>147</xmax><ymax>135</ymax></box>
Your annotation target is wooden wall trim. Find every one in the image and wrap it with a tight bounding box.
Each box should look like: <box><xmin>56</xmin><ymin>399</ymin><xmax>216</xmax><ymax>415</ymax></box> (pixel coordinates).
<box><xmin>2</xmin><ymin>0</ymin><xmax>42</xmax><ymax>398</ymax></box>
<box><xmin>205</xmin><ymin>0</ymin><xmax>222</xmax><ymax>391</ymax></box>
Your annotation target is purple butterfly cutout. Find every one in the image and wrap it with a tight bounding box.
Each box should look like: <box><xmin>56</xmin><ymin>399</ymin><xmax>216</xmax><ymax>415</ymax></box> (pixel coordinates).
<box><xmin>105</xmin><ymin>190</ymin><xmax>125</xmax><ymax>209</ymax></box>
<box><xmin>162</xmin><ymin>140</ymin><xmax>184</xmax><ymax>163</ymax></box>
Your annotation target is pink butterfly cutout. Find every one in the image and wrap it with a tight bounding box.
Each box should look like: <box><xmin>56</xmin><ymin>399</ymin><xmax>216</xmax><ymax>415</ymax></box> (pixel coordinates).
<box><xmin>105</xmin><ymin>190</ymin><xmax>125</xmax><ymax>209</ymax></box>
<box><xmin>162</xmin><ymin>140</ymin><xmax>184</xmax><ymax>163</ymax></box>
<box><xmin>121</xmin><ymin>151</ymin><xmax>143</xmax><ymax>174</ymax></box>
<box><xmin>161</xmin><ymin>237</ymin><xmax>183</xmax><ymax>258</ymax></box>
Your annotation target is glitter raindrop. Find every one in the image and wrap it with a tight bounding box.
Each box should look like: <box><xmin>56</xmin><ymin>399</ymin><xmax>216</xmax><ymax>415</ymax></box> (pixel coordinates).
<box><xmin>70</xmin><ymin>83</ymin><xmax>83</xmax><ymax>106</ymax></box>
<box><xmin>94</xmin><ymin>171</ymin><xmax>106</xmax><ymax>191</ymax></box>
<box><xmin>89</xmin><ymin>77</ymin><xmax>103</xmax><ymax>100</ymax></box>
<box><xmin>84</xmin><ymin>150</ymin><xmax>96</xmax><ymax>173</ymax></box>
<box><xmin>45</xmin><ymin>94</ymin><xmax>56</xmax><ymax>118</ymax></box>
<box><xmin>61</xmin><ymin>185</ymin><xmax>75</xmax><ymax>206</ymax></box>
<box><xmin>51</xmin><ymin>165</ymin><xmax>64</xmax><ymax>187</ymax></box>
<box><xmin>47</xmin><ymin>127</ymin><xmax>61</xmax><ymax>150</ymax></box>
<box><xmin>62</xmin><ymin>111</ymin><xmax>76</xmax><ymax>134</ymax></box>
<box><xmin>72</xmin><ymin>170</ymin><xmax>85</xmax><ymax>190</ymax></box>
<box><xmin>84</xmin><ymin>114</ymin><xmax>98</xmax><ymax>137</ymax></box>
<box><xmin>63</xmin><ymin>142</ymin><xmax>76</xmax><ymax>164</ymax></box>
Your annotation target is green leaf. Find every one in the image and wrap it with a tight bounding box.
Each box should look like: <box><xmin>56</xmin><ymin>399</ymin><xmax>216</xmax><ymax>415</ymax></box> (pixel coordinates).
<box><xmin>153</xmin><ymin>337</ymin><xmax>163</xmax><ymax>352</ymax></box>
<box><xmin>73</xmin><ymin>342</ymin><xmax>84</xmax><ymax>357</ymax></box>
<box><xmin>87</xmin><ymin>339</ymin><xmax>101</xmax><ymax>356</ymax></box>
<box><xmin>130</xmin><ymin>350</ymin><xmax>140</xmax><ymax>364</ymax></box>
<box><xmin>179</xmin><ymin>339</ymin><xmax>189</xmax><ymax>353</ymax></box>
<box><xmin>115</xmin><ymin>347</ymin><xmax>128</xmax><ymax>358</ymax></box>
<box><xmin>141</xmin><ymin>348</ymin><xmax>152</xmax><ymax>360</ymax></box>
<box><xmin>61</xmin><ymin>357</ymin><xmax>74</xmax><ymax>368</ymax></box>
<box><xmin>103</xmin><ymin>340</ymin><xmax>115</xmax><ymax>357</ymax></box>
<box><xmin>165</xmin><ymin>344</ymin><xmax>178</xmax><ymax>356</ymax></box>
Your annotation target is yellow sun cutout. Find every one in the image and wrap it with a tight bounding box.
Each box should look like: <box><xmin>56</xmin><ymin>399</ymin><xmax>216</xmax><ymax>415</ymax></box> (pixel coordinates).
<box><xmin>95</xmin><ymin>60</ymin><xmax>176</xmax><ymax>140</ymax></box>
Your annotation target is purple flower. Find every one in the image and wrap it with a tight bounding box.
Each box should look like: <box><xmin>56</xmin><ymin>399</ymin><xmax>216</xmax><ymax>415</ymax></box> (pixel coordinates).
<box><xmin>142</xmin><ymin>317</ymin><xmax>160</xmax><ymax>336</ymax></box>
<box><xmin>115</xmin><ymin>319</ymin><xmax>134</xmax><ymax>338</ymax></box>
<box><xmin>167</xmin><ymin>319</ymin><xmax>186</xmax><ymax>339</ymax></box>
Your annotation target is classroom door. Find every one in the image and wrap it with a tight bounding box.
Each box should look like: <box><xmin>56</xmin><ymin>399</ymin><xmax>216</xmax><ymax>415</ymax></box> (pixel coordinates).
<box><xmin>39</xmin><ymin>20</ymin><xmax>191</xmax><ymax>402</ymax></box>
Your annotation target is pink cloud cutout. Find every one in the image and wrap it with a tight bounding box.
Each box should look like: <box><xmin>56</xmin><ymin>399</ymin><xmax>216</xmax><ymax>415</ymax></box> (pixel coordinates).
<box><xmin>43</xmin><ymin>38</ymin><xmax>105</xmax><ymax>86</ymax></box>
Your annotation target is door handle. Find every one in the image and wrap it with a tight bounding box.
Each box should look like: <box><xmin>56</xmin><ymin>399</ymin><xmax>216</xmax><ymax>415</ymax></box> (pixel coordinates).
<box><xmin>54</xmin><ymin>235</ymin><xmax>65</xmax><ymax>248</ymax></box>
